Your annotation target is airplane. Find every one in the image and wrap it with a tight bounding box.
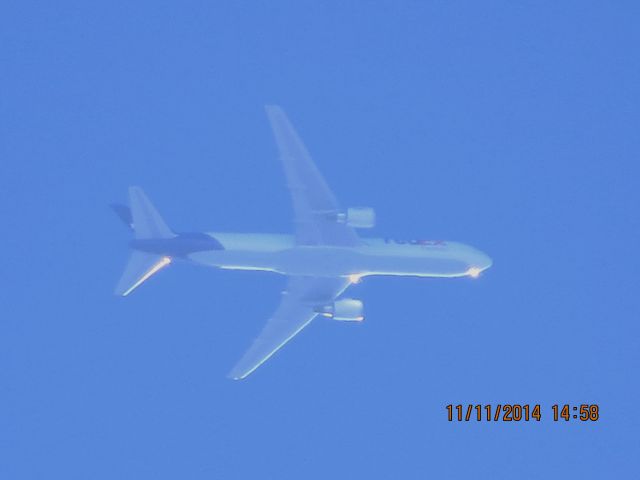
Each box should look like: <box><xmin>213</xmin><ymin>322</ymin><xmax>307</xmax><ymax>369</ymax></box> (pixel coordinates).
<box><xmin>112</xmin><ymin>105</ymin><xmax>492</xmax><ymax>380</ymax></box>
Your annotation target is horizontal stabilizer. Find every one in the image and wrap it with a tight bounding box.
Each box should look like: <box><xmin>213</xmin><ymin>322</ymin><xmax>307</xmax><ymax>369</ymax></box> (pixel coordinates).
<box><xmin>115</xmin><ymin>251</ymin><xmax>172</xmax><ymax>296</ymax></box>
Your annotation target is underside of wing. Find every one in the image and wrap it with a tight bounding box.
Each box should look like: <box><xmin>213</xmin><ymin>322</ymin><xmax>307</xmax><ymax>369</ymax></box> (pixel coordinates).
<box><xmin>265</xmin><ymin>105</ymin><xmax>360</xmax><ymax>247</ymax></box>
<box><xmin>228</xmin><ymin>276</ymin><xmax>351</xmax><ymax>380</ymax></box>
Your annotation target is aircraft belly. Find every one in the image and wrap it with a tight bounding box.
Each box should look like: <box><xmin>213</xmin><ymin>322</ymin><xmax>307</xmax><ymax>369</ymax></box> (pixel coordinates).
<box><xmin>361</xmin><ymin>255</ymin><xmax>469</xmax><ymax>277</ymax></box>
<box><xmin>190</xmin><ymin>247</ymin><xmax>469</xmax><ymax>278</ymax></box>
<box><xmin>274</xmin><ymin>247</ymin><xmax>360</xmax><ymax>276</ymax></box>
<box><xmin>188</xmin><ymin>250</ymin><xmax>281</xmax><ymax>272</ymax></box>
<box><xmin>190</xmin><ymin>247</ymin><xmax>363</xmax><ymax>276</ymax></box>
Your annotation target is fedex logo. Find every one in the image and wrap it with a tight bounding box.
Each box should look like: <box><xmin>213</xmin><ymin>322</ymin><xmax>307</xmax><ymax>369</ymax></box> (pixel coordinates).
<box><xmin>384</xmin><ymin>238</ymin><xmax>446</xmax><ymax>246</ymax></box>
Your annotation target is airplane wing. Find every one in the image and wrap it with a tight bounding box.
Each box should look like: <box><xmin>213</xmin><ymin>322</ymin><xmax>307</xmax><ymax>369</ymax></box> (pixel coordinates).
<box><xmin>229</xmin><ymin>107</ymin><xmax>358</xmax><ymax>379</ymax></box>
<box><xmin>265</xmin><ymin>105</ymin><xmax>360</xmax><ymax>247</ymax></box>
<box><xmin>228</xmin><ymin>276</ymin><xmax>351</xmax><ymax>380</ymax></box>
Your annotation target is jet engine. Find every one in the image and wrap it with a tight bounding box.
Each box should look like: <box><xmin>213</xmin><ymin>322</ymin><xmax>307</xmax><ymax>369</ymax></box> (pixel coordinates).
<box><xmin>336</xmin><ymin>207</ymin><xmax>376</xmax><ymax>229</ymax></box>
<box><xmin>315</xmin><ymin>298</ymin><xmax>364</xmax><ymax>322</ymax></box>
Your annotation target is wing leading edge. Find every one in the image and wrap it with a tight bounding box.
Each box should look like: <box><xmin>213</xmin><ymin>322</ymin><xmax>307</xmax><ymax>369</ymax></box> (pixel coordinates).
<box><xmin>265</xmin><ymin>105</ymin><xmax>360</xmax><ymax>247</ymax></box>
<box><xmin>228</xmin><ymin>276</ymin><xmax>351</xmax><ymax>380</ymax></box>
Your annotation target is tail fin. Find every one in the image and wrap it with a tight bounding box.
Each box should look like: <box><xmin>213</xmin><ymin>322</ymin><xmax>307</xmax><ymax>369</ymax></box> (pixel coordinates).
<box><xmin>128</xmin><ymin>186</ymin><xmax>173</xmax><ymax>239</ymax></box>
<box><xmin>114</xmin><ymin>187</ymin><xmax>174</xmax><ymax>296</ymax></box>
<box><xmin>110</xmin><ymin>203</ymin><xmax>134</xmax><ymax>230</ymax></box>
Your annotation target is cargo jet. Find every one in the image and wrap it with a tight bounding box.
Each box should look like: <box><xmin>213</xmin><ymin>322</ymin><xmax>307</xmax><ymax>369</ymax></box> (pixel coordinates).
<box><xmin>112</xmin><ymin>106</ymin><xmax>492</xmax><ymax>379</ymax></box>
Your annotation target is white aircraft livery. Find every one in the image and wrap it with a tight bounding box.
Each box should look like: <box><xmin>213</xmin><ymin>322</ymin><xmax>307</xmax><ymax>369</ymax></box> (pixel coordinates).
<box><xmin>112</xmin><ymin>105</ymin><xmax>492</xmax><ymax>379</ymax></box>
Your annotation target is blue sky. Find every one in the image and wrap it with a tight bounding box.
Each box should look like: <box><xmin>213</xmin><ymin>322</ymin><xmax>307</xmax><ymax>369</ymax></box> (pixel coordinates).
<box><xmin>1</xmin><ymin>1</ymin><xmax>639</xmax><ymax>478</ymax></box>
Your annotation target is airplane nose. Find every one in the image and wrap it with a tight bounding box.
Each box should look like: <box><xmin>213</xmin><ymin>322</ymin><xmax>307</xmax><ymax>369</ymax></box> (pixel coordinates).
<box><xmin>478</xmin><ymin>252</ymin><xmax>493</xmax><ymax>271</ymax></box>
<box><xmin>464</xmin><ymin>250</ymin><xmax>492</xmax><ymax>278</ymax></box>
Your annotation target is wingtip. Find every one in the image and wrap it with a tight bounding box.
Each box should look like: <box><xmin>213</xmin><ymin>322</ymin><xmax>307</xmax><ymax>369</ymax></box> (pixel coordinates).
<box><xmin>114</xmin><ymin>283</ymin><xmax>133</xmax><ymax>297</ymax></box>
<box><xmin>264</xmin><ymin>104</ymin><xmax>283</xmax><ymax>116</ymax></box>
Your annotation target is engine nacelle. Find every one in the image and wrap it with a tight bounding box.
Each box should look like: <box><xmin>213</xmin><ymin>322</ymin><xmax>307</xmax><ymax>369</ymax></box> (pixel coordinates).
<box><xmin>316</xmin><ymin>298</ymin><xmax>364</xmax><ymax>322</ymax></box>
<box><xmin>336</xmin><ymin>207</ymin><xmax>376</xmax><ymax>229</ymax></box>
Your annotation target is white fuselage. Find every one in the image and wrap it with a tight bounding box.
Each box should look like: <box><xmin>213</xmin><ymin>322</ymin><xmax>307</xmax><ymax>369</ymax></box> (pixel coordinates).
<box><xmin>188</xmin><ymin>233</ymin><xmax>493</xmax><ymax>279</ymax></box>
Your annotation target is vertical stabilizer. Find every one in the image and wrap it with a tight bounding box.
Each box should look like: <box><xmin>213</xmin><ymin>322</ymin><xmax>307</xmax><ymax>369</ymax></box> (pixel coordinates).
<box><xmin>129</xmin><ymin>186</ymin><xmax>174</xmax><ymax>239</ymax></box>
<box><xmin>114</xmin><ymin>187</ymin><xmax>174</xmax><ymax>296</ymax></box>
